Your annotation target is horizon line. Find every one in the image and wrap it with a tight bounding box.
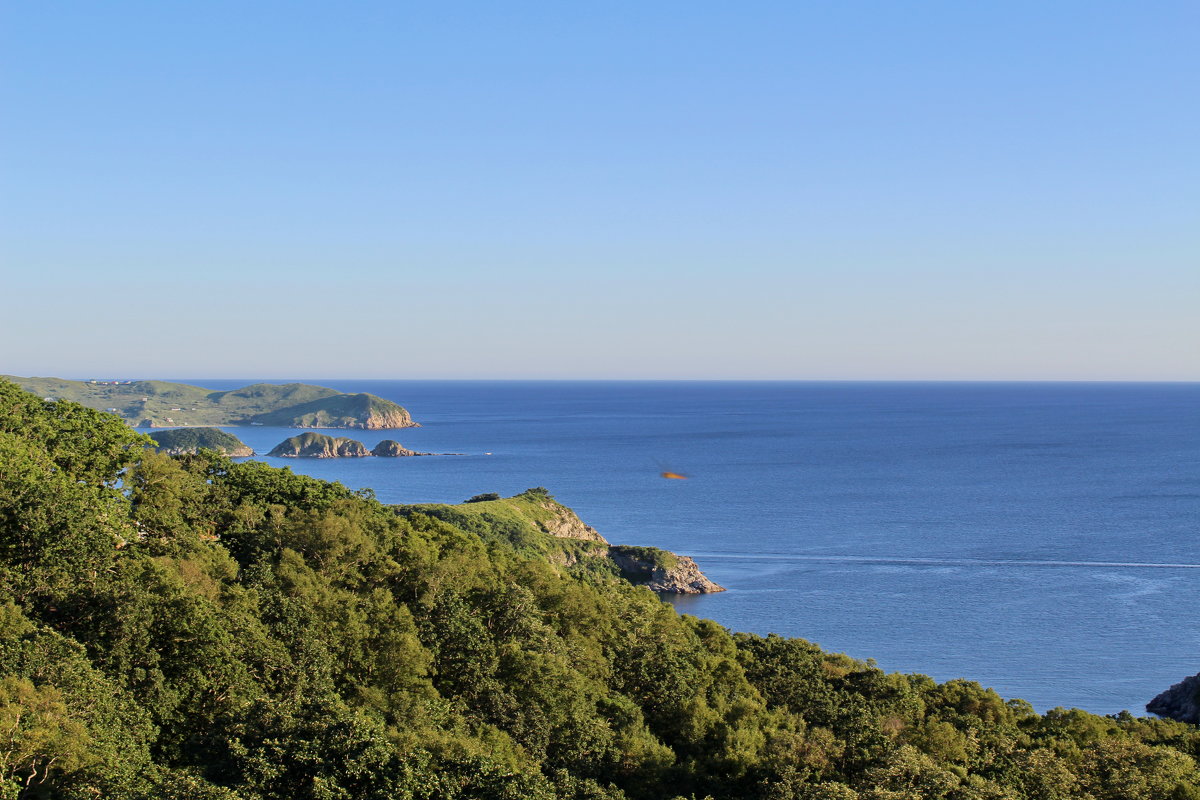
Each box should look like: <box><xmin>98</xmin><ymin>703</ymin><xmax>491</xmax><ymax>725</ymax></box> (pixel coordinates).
<box><xmin>18</xmin><ymin>374</ymin><xmax>1200</xmax><ymax>386</ymax></box>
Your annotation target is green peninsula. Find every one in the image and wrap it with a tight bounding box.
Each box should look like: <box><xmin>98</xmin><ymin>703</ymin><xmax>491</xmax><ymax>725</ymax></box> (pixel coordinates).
<box><xmin>398</xmin><ymin>488</ymin><xmax>724</xmax><ymax>593</ymax></box>
<box><xmin>3</xmin><ymin>375</ymin><xmax>417</xmax><ymax>429</ymax></box>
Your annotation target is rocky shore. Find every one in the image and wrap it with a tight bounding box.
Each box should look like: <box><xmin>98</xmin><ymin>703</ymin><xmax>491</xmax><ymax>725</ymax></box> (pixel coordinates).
<box><xmin>528</xmin><ymin>494</ymin><xmax>724</xmax><ymax>593</ymax></box>
<box><xmin>1147</xmin><ymin>673</ymin><xmax>1200</xmax><ymax>723</ymax></box>
<box><xmin>608</xmin><ymin>548</ymin><xmax>726</xmax><ymax>593</ymax></box>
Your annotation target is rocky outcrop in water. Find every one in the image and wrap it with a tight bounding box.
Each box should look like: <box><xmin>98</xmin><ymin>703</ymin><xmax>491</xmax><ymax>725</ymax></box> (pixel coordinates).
<box><xmin>371</xmin><ymin>440</ymin><xmax>430</xmax><ymax>457</ymax></box>
<box><xmin>268</xmin><ymin>434</ymin><xmax>451</xmax><ymax>458</ymax></box>
<box><xmin>268</xmin><ymin>432</ymin><xmax>371</xmax><ymax>458</ymax></box>
<box><xmin>1147</xmin><ymin>674</ymin><xmax>1200</xmax><ymax>723</ymax></box>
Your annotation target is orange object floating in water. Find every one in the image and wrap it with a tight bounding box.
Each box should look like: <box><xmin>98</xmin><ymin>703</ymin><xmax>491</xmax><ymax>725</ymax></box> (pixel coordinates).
<box><xmin>660</xmin><ymin>471</ymin><xmax>688</xmax><ymax>480</ymax></box>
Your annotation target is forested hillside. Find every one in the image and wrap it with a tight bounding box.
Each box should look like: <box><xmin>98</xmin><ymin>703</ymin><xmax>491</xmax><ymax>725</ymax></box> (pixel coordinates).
<box><xmin>1</xmin><ymin>380</ymin><xmax>1197</xmax><ymax>799</ymax></box>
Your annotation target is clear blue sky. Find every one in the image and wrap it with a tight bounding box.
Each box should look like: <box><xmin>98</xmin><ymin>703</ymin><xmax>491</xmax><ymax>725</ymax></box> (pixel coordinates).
<box><xmin>2</xmin><ymin>1</ymin><xmax>1196</xmax><ymax>380</ymax></box>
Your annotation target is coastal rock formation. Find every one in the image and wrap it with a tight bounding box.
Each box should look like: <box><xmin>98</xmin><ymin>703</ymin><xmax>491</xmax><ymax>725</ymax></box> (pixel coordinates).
<box><xmin>268</xmin><ymin>434</ymin><xmax>445</xmax><ymax>458</ymax></box>
<box><xmin>609</xmin><ymin>545</ymin><xmax>726</xmax><ymax>594</ymax></box>
<box><xmin>148</xmin><ymin>427</ymin><xmax>254</xmax><ymax>457</ymax></box>
<box><xmin>356</xmin><ymin>403</ymin><xmax>417</xmax><ymax>430</ymax></box>
<box><xmin>268</xmin><ymin>432</ymin><xmax>371</xmax><ymax>458</ymax></box>
<box><xmin>534</xmin><ymin>500</ymin><xmax>608</xmax><ymax>543</ymax></box>
<box><xmin>1147</xmin><ymin>674</ymin><xmax>1200</xmax><ymax>723</ymax></box>
<box><xmin>531</xmin><ymin>497</ymin><xmax>723</xmax><ymax>593</ymax></box>
<box><xmin>372</xmin><ymin>440</ymin><xmax>430</xmax><ymax>457</ymax></box>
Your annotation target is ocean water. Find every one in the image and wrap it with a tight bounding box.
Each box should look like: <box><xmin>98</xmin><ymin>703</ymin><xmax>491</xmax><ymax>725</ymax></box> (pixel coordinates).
<box><xmin>178</xmin><ymin>380</ymin><xmax>1200</xmax><ymax>715</ymax></box>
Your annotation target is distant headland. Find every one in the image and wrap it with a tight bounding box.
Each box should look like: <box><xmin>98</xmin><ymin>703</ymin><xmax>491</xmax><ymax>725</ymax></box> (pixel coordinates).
<box><xmin>2</xmin><ymin>376</ymin><xmax>417</xmax><ymax>430</ymax></box>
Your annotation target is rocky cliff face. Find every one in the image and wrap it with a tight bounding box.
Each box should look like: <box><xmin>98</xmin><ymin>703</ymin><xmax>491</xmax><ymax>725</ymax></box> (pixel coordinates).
<box><xmin>608</xmin><ymin>547</ymin><xmax>725</xmax><ymax>594</ymax></box>
<box><xmin>333</xmin><ymin>438</ymin><xmax>371</xmax><ymax>457</ymax></box>
<box><xmin>268</xmin><ymin>433</ymin><xmax>371</xmax><ymax>458</ymax></box>
<box><xmin>530</xmin><ymin>498</ymin><xmax>722</xmax><ymax>593</ymax></box>
<box><xmin>535</xmin><ymin>501</ymin><xmax>609</xmax><ymax>543</ymax></box>
<box><xmin>360</xmin><ymin>405</ymin><xmax>417</xmax><ymax>430</ymax></box>
<box><xmin>1147</xmin><ymin>674</ymin><xmax>1200</xmax><ymax>723</ymax></box>
<box><xmin>269</xmin><ymin>434</ymin><xmax>445</xmax><ymax>458</ymax></box>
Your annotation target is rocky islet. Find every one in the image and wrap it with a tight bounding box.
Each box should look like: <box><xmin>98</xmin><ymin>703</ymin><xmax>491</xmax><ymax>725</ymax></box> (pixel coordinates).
<box><xmin>268</xmin><ymin>432</ymin><xmax>435</xmax><ymax>458</ymax></box>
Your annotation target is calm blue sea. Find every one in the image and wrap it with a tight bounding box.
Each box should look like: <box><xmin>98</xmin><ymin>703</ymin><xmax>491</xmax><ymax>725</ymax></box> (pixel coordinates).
<box><xmin>175</xmin><ymin>380</ymin><xmax>1200</xmax><ymax>716</ymax></box>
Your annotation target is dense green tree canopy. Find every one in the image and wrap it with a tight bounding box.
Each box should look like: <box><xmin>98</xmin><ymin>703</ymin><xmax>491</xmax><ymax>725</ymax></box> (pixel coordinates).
<box><xmin>0</xmin><ymin>380</ymin><xmax>1196</xmax><ymax>798</ymax></box>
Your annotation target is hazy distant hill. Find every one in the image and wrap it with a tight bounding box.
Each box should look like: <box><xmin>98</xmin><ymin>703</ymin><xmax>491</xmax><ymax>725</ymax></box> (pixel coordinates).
<box><xmin>3</xmin><ymin>375</ymin><xmax>417</xmax><ymax>429</ymax></box>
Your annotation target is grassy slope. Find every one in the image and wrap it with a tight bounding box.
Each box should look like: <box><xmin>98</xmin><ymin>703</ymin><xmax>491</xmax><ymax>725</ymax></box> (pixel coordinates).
<box><xmin>404</xmin><ymin>488</ymin><xmax>571</xmax><ymax>531</ymax></box>
<box><xmin>398</xmin><ymin>489</ymin><xmax>679</xmax><ymax>581</ymax></box>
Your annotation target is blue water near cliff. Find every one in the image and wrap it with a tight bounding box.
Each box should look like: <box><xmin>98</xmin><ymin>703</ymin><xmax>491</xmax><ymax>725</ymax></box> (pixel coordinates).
<box><xmin>183</xmin><ymin>380</ymin><xmax>1200</xmax><ymax>715</ymax></box>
